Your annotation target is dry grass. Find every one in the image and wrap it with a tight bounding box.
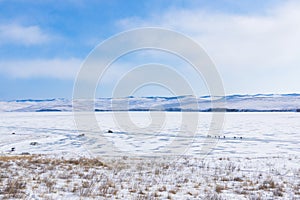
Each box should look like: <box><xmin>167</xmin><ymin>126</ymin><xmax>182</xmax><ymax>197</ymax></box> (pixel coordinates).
<box><xmin>258</xmin><ymin>179</ymin><xmax>277</xmax><ymax>190</ymax></box>
<box><xmin>0</xmin><ymin>155</ymin><xmax>107</xmax><ymax>167</ymax></box>
<box><xmin>0</xmin><ymin>155</ymin><xmax>299</xmax><ymax>199</ymax></box>
<box><xmin>2</xmin><ymin>178</ymin><xmax>26</xmax><ymax>198</ymax></box>
<box><xmin>0</xmin><ymin>155</ymin><xmax>34</xmax><ymax>162</ymax></box>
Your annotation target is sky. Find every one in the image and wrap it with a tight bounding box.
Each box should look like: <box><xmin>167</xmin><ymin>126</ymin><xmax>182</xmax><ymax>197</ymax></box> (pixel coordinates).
<box><xmin>0</xmin><ymin>0</ymin><xmax>300</xmax><ymax>99</ymax></box>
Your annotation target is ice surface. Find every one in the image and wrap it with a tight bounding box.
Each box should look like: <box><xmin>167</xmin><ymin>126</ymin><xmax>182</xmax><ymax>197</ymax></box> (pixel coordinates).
<box><xmin>0</xmin><ymin>112</ymin><xmax>299</xmax><ymax>157</ymax></box>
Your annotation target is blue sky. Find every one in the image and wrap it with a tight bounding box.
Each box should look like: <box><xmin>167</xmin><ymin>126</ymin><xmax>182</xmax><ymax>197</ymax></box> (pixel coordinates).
<box><xmin>0</xmin><ymin>0</ymin><xmax>299</xmax><ymax>99</ymax></box>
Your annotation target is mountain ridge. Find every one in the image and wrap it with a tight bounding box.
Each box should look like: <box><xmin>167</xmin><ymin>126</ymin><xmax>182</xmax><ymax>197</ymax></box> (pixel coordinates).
<box><xmin>1</xmin><ymin>94</ymin><xmax>299</xmax><ymax>112</ymax></box>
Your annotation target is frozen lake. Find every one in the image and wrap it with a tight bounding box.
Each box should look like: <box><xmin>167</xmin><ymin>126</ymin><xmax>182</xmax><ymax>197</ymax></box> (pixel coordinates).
<box><xmin>0</xmin><ymin>112</ymin><xmax>299</xmax><ymax>157</ymax></box>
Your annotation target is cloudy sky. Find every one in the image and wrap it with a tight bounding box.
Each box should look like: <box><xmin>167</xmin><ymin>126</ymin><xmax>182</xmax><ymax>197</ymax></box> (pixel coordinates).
<box><xmin>0</xmin><ymin>0</ymin><xmax>299</xmax><ymax>99</ymax></box>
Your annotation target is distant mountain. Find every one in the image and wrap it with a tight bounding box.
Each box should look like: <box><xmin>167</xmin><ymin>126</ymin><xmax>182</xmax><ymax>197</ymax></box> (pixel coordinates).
<box><xmin>0</xmin><ymin>94</ymin><xmax>300</xmax><ymax>112</ymax></box>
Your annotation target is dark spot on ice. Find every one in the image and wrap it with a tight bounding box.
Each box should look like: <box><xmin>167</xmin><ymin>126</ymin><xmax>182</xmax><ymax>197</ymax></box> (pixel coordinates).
<box><xmin>21</xmin><ymin>152</ymin><xmax>30</xmax><ymax>155</ymax></box>
<box><xmin>12</xmin><ymin>132</ymin><xmax>15</xmax><ymax>135</ymax></box>
<box><xmin>30</xmin><ymin>142</ymin><xmax>39</xmax><ymax>146</ymax></box>
<box><xmin>11</xmin><ymin>147</ymin><xmax>15</xmax><ymax>151</ymax></box>
<box><xmin>108</xmin><ymin>130</ymin><xmax>113</xmax><ymax>133</ymax></box>
<box><xmin>78</xmin><ymin>133</ymin><xmax>85</xmax><ymax>137</ymax></box>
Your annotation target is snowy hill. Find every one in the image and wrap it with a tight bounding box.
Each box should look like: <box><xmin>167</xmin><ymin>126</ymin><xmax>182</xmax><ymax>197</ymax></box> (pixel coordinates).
<box><xmin>0</xmin><ymin>94</ymin><xmax>300</xmax><ymax>112</ymax></box>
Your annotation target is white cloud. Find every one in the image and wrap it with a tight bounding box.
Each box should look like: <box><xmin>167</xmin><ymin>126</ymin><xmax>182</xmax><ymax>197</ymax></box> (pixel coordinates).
<box><xmin>117</xmin><ymin>0</ymin><xmax>300</xmax><ymax>94</ymax></box>
<box><xmin>0</xmin><ymin>24</ymin><xmax>51</xmax><ymax>45</ymax></box>
<box><xmin>0</xmin><ymin>58</ymin><xmax>82</xmax><ymax>79</ymax></box>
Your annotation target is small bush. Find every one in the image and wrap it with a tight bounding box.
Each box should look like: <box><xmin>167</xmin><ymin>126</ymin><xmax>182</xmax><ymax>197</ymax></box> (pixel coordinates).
<box><xmin>215</xmin><ymin>185</ymin><xmax>224</xmax><ymax>193</ymax></box>
<box><xmin>3</xmin><ymin>178</ymin><xmax>26</xmax><ymax>198</ymax></box>
<box><xmin>233</xmin><ymin>177</ymin><xmax>243</xmax><ymax>182</ymax></box>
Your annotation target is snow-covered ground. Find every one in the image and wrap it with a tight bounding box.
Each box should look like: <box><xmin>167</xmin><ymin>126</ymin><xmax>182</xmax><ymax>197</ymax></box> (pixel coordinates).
<box><xmin>1</xmin><ymin>94</ymin><xmax>300</xmax><ymax>112</ymax></box>
<box><xmin>0</xmin><ymin>111</ymin><xmax>299</xmax><ymax>199</ymax></box>
<box><xmin>0</xmin><ymin>112</ymin><xmax>299</xmax><ymax>157</ymax></box>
